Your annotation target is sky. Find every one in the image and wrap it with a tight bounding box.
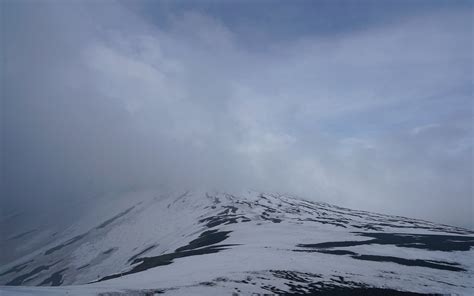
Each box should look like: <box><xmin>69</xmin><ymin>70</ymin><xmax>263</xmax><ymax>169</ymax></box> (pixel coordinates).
<box><xmin>1</xmin><ymin>0</ymin><xmax>472</xmax><ymax>228</ymax></box>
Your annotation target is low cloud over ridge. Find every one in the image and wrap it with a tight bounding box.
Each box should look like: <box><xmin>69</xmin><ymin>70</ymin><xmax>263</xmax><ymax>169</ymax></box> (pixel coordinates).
<box><xmin>1</xmin><ymin>1</ymin><xmax>472</xmax><ymax>228</ymax></box>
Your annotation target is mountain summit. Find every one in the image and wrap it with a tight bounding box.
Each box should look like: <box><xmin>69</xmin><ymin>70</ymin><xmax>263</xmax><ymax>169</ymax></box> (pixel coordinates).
<box><xmin>1</xmin><ymin>191</ymin><xmax>473</xmax><ymax>295</ymax></box>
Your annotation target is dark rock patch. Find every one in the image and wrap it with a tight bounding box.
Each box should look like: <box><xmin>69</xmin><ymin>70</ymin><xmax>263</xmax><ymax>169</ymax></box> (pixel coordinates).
<box><xmin>128</xmin><ymin>244</ymin><xmax>158</xmax><ymax>263</ymax></box>
<box><xmin>44</xmin><ymin>232</ymin><xmax>89</xmax><ymax>255</ymax></box>
<box><xmin>175</xmin><ymin>229</ymin><xmax>231</xmax><ymax>252</ymax></box>
<box><xmin>298</xmin><ymin>232</ymin><xmax>474</xmax><ymax>252</ymax></box>
<box><xmin>0</xmin><ymin>260</ymin><xmax>34</xmax><ymax>277</ymax></box>
<box><xmin>103</xmin><ymin>248</ymin><xmax>118</xmax><ymax>255</ymax></box>
<box><xmin>260</xmin><ymin>271</ymin><xmax>442</xmax><ymax>296</ymax></box>
<box><xmin>351</xmin><ymin>255</ymin><xmax>465</xmax><ymax>272</ymax></box>
<box><xmin>96</xmin><ymin>206</ymin><xmax>135</xmax><ymax>230</ymax></box>
<box><xmin>271</xmin><ymin>270</ymin><xmax>322</xmax><ymax>283</ymax></box>
<box><xmin>38</xmin><ymin>268</ymin><xmax>67</xmax><ymax>286</ymax></box>
<box><xmin>199</xmin><ymin>213</ymin><xmax>251</xmax><ymax>228</ymax></box>
<box><xmin>97</xmin><ymin>229</ymin><xmax>237</xmax><ymax>283</ymax></box>
<box><xmin>8</xmin><ymin>229</ymin><xmax>37</xmax><ymax>241</ymax></box>
<box><xmin>274</xmin><ymin>285</ymin><xmax>442</xmax><ymax>295</ymax></box>
<box><xmin>77</xmin><ymin>264</ymin><xmax>90</xmax><ymax>270</ymax></box>
<box><xmin>6</xmin><ymin>261</ymin><xmax>59</xmax><ymax>285</ymax></box>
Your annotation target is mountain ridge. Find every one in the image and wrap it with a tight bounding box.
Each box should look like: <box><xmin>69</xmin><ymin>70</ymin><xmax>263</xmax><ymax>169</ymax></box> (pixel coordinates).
<box><xmin>1</xmin><ymin>190</ymin><xmax>473</xmax><ymax>295</ymax></box>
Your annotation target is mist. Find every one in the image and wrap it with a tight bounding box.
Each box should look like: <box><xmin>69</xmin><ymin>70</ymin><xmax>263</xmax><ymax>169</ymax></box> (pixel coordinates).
<box><xmin>1</xmin><ymin>0</ymin><xmax>472</xmax><ymax>229</ymax></box>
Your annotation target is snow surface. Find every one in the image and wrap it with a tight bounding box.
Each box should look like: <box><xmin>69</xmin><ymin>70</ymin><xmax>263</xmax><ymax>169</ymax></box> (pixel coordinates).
<box><xmin>1</xmin><ymin>190</ymin><xmax>473</xmax><ymax>295</ymax></box>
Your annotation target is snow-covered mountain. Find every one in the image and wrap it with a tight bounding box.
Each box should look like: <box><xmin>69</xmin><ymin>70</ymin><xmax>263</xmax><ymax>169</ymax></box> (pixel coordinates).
<box><xmin>1</xmin><ymin>191</ymin><xmax>473</xmax><ymax>295</ymax></box>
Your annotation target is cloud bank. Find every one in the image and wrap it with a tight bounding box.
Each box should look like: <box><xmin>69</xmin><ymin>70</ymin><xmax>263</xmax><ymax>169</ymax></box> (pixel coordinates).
<box><xmin>1</xmin><ymin>1</ymin><xmax>472</xmax><ymax>228</ymax></box>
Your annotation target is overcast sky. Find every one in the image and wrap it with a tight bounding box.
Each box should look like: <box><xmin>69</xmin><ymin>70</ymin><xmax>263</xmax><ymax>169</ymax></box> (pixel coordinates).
<box><xmin>1</xmin><ymin>0</ymin><xmax>472</xmax><ymax>228</ymax></box>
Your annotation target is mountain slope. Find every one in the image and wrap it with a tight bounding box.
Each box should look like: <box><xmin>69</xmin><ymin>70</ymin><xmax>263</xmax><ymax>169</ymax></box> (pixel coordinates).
<box><xmin>1</xmin><ymin>191</ymin><xmax>473</xmax><ymax>295</ymax></box>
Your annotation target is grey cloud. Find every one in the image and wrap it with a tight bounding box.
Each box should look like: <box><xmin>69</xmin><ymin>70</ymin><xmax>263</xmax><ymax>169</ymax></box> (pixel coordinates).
<box><xmin>1</xmin><ymin>1</ymin><xmax>472</xmax><ymax>228</ymax></box>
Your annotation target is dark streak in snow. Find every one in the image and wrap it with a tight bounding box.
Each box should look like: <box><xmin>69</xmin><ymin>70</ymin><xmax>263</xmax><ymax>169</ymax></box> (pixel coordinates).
<box><xmin>38</xmin><ymin>268</ymin><xmax>67</xmax><ymax>286</ymax></box>
<box><xmin>96</xmin><ymin>206</ymin><xmax>135</xmax><ymax>229</ymax></box>
<box><xmin>96</xmin><ymin>229</ymin><xmax>237</xmax><ymax>283</ymax></box>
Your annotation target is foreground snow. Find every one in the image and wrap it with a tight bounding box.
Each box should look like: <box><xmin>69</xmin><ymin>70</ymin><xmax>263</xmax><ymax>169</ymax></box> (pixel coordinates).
<box><xmin>1</xmin><ymin>191</ymin><xmax>473</xmax><ymax>295</ymax></box>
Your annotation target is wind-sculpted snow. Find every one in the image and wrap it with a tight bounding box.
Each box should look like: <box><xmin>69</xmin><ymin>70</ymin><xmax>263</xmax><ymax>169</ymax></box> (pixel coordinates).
<box><xmin>1</xmin><ymin>191</ymin><xmax>473</xmax><ymax>295</ymax></box>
